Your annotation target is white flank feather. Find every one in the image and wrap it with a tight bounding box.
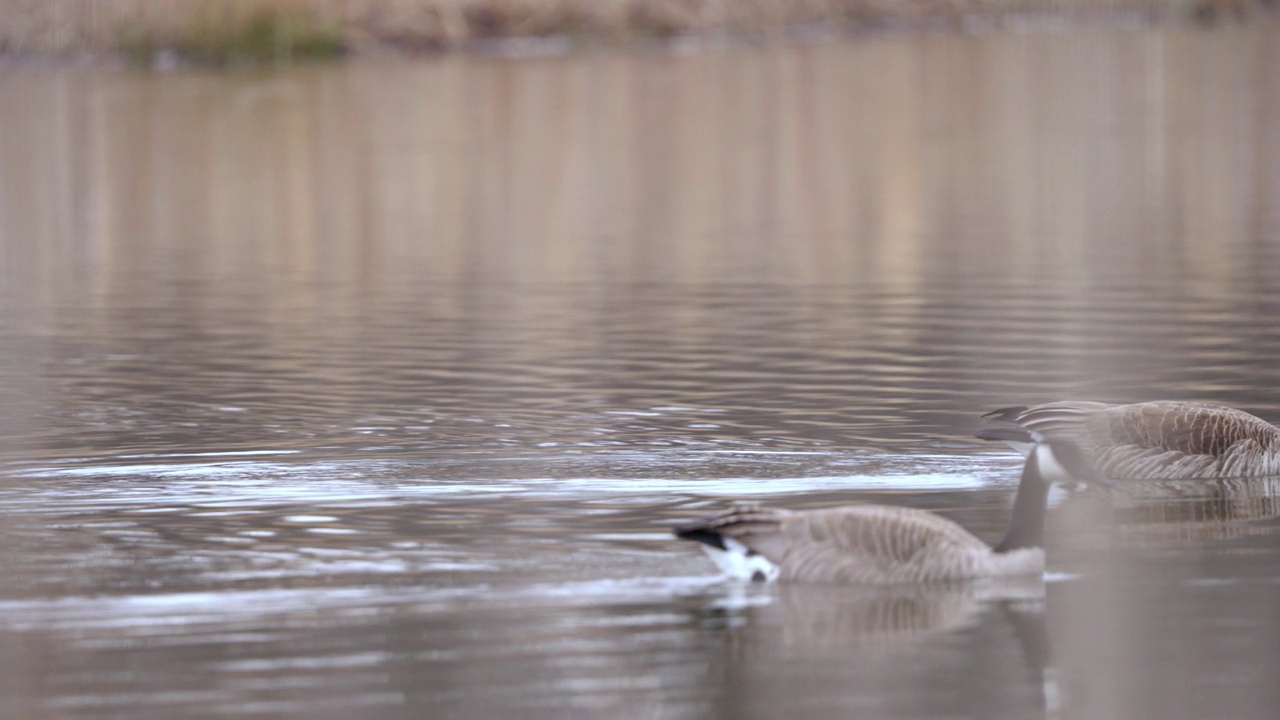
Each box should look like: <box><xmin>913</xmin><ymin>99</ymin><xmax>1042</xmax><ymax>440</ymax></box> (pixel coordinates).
<box><xmin>1002</xmin><ymin>440</ymin><xmax>1036</xmax><ymax>458</ymax></box>
<box><xmin>1034</xmin><ymin>442</ymin><xmax>1071</xmax><ymax>483</ymax></box>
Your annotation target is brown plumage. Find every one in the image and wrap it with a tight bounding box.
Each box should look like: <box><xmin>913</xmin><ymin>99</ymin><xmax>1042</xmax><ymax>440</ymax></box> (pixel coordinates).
<box><xmin>674</xmin><ymin>428</ymin><xmax>1105</xmax><ymax>585</ymax></box>
<box><xmin>677</xmin><ymin>503</ymin><xmax>1042</xmax><ymax>584</ymax></box>
<box><xmin>983</xmin><ymin>401</ymin><xmax>1280</xmax><ymax>479</ymax></box>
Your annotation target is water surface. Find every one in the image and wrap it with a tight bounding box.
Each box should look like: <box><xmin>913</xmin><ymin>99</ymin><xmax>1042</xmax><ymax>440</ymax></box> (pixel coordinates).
<box><xmin>2</xmin><ymin>22</ymin><xmax>1280</xmax><ymax>720</ymax></box>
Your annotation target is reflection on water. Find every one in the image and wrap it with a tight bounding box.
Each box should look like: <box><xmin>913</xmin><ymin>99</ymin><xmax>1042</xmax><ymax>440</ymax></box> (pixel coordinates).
<box><xmin>707</xmin><ymin>581</ymin><xmax>1061</xmax><ymax>720</ymax></box>
<box><xmin>2</xmin><ymin>19</ymin><xmax>1280</xmax><ymax>720</ymax></box>
<box><xmin>3</xmin><ymin>25</ymin><xmax>1280</xmax><ymax>465</ymax></box>
<box><xmin>722</xmin><ymin>576</ymin><xmax>1047</xmax><ymax>649</ymax></box>
<box><xmin>1111</xmin><ymin>476</ymin><xmax>1280</xmax><ymax>541</ymax></box>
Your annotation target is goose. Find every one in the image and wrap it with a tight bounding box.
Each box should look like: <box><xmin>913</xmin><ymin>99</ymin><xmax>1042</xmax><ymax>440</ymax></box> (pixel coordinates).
<box><xmin>982</xmin><ymin>401</ymin><xmax>1280</xmax><ymax>480</ymax></box>
<box><xmin>672</xmin><ymin>428</ymin><xmax>1106</xmax><ymax>584</ymax></box>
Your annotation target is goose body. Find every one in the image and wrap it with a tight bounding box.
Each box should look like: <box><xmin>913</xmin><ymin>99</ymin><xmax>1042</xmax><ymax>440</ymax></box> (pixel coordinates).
<box><xmin>983</xmin><ymin>401</ymin><xmax>1280</xmax><ymax>480</ymax></box>
<box><xmin>674</xmin><ymin>430</ymin><xmax>1103</xmax><ymax>585</ymax></box>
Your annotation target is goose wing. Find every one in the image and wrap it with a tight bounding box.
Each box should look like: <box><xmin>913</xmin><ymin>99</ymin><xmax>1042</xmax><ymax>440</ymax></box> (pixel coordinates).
<box><xmin>987</xmin><ymin>401</ymin><xmax>1280</xmax><ymax>478</ymax></box>
<box><xmin>678</xmin><ymin>504</ymin><xmax>992</xmax><ymax>584</ymax></box>
<box><xmin>776</xmin><ymin>506</ymin><xmax>994</xmax><ymax>583</ymax></box>
<box><xmin>982</xmin><ymin>401</ymin><xmax>1111</xmax><ymax>446</ymax></box>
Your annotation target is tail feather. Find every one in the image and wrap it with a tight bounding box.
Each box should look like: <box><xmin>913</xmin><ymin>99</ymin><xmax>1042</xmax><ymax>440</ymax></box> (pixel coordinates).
<box><xmin>673</xmin><ymin>504</ymin><xmax>787</xmax><ymax>582</ymax></box>
<box><xmin>974</xmin><ymin>426</ymin><xmax>1042</xmax><ymax>459</ymax></box>
<box><xmin>982</xmin><ymin>402</ymin><xmax>1109</xmax><ymax>446</ymax></box>
<box><xmin>974</xmin><ymin>427</ymin><xmax>1045</xmax><ymax>445</ymax></box>
<box><xmin>982</xmin><ymin>405</ymin><xmax>1029</xmax><ymax>422</ymax></box>
<box><xmin>672</xmin><ymin>524</ymin><xmax>728</xmax><ymax>550</ymax></box>
<box><xmin>673</xmin><ymin>503</ymin><xmax>788</xmax><ymax>537</ymax></box>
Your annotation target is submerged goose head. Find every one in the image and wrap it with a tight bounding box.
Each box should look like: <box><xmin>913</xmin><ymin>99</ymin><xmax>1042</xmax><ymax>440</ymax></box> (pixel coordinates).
<box><xmin>674</xmin><ymin>428</ymin><xmax>1106</xmax><ymax>585</ymax></box>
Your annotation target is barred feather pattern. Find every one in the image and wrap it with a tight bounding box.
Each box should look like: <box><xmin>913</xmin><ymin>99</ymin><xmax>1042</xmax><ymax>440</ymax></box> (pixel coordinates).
<box><xmin>988</xmin><ymin>401</ymin><xmax>1280</xmax><ymax>480</ymax></box>
<box><xmin>678</xmin><ymin>503</ymin><xmax>1044</xmax><ymax>585</ymax></box>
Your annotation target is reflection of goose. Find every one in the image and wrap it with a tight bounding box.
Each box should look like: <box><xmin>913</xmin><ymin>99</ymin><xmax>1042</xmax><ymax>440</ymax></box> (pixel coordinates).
<box><xmin>1099</xmin><ymin>475</ymin><xmax>1280</xmax><ymax>544</ymax></box>
<box><xmin>763</xmin><ymin>577</ymin><xmax>1046</xmax><ymax>647</ymax></box>
<box><xmin>983</xmin><ymin>401</ymin><xmax>1280</xmax><ymax>479</ymax></box>
<box><xmin>700</xmin><ymin>580</ymin><xmax>1064</xmax><ymax>718</ymax></box>
<box><xmin>996</xmin><ymin>599</ymin><xmax>1063</xmax><ymax>720</ymax></box>
<box><xmin>673</xmin><ymin>429</ymin><xmax>1105</xmax><ymax>584</ymax></box>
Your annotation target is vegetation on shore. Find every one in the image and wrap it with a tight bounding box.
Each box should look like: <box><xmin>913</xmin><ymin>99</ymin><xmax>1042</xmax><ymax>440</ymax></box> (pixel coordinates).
<box><xmin>0</xmin><ymin>0</ymin><xmax>1271</xmax><ymax>65</ymax></box>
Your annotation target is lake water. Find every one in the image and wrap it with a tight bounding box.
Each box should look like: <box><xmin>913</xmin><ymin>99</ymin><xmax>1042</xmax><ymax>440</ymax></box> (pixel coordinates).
<box><xmin>3</xmin><ymin>20</ymin><xmax>1280</xmax><ymax>720</ymax></box>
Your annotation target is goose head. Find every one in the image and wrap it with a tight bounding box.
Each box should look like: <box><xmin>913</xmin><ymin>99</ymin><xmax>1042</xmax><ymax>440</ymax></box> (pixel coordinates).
<box><xmin>976</xmin><ymin>427</ymin><xmax>1110</xmax><ymax>555</ymax></box>
<box><xmin>976</xmin><ymin>427</ymin><xmax>1111</xmax><ymax>489</ymax></box>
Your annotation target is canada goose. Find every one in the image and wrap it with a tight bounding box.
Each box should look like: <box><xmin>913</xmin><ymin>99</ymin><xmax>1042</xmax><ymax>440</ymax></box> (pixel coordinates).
<box><xmin>983</xmin><ymin>401</ymin><xmax>1280</xmax><ymax>480</ymax></box>
<box><xmin>673</xmin><ymin>428</ymin><xmax>1106</xmax><ymax>584</ymax></box>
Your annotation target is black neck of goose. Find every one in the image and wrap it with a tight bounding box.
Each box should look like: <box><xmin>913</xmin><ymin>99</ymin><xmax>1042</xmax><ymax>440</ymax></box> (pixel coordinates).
<box><xmin>992</xmin><ymin>452</ymin><xmax>1051</xmax><ymax>554</ymax></box>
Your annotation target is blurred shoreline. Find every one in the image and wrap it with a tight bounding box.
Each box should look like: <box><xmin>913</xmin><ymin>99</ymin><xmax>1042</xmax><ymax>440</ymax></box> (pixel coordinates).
<box><xmin>0</xmin><ymin>0</ymin><xmax>1274</xmax><ymax>65</ymax></box>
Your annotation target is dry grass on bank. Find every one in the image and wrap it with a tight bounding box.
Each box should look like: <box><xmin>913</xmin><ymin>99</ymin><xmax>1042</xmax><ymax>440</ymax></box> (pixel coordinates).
<box><xmin>0</xmin><ymin>0</ymin><xmax>1270</xmax><ymax>62</ymax></box>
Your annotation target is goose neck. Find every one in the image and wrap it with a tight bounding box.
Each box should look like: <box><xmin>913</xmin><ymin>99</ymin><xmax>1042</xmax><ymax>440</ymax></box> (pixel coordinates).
<box><xmin>992</xmin><ymin>453</ymin><xmax>1050</xmax><ymax>554</ymax></box>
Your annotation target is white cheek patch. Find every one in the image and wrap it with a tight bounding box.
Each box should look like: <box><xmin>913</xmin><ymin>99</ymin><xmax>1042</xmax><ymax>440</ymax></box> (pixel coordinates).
<box><xmin>1004</xmin><ymin>441</ymin><xmax>1036</xmax><ymax>459</ymax></box>
<box><xmin>1035</xmin><ymin>443</ymin><xmax>1072</xmax><ymax>483</ymax></box>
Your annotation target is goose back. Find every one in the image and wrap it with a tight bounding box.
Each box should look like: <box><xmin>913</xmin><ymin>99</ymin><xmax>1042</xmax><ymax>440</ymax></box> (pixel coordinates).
<box><xmin>985</xmin><ymin>401</ymin><xmax>1280</xmax><ymax>479</ymax></box>
<box><xmin>675</xmin><ymin>503</ymin><xmax>1043</xmax><ymax>585</ymax></box>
